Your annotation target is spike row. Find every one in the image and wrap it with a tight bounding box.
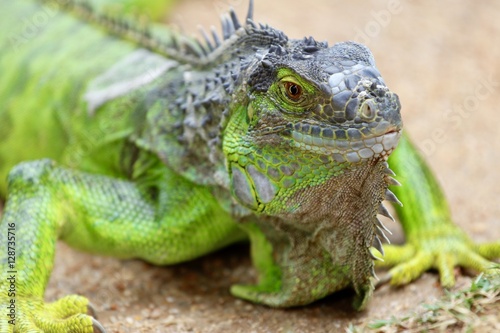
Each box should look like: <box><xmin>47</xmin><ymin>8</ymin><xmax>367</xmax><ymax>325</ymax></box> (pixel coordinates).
<box><xmin>382</xmin><ymin>164</ymin><xmax>402</xmax><ymax>205</ymax></box>
<box><xmin>377</xmin><ymin>204</ymin><xmax>395</xmax><ymax>223</ymax></box>
<box><xmin>369</xmin><ymin>244</ymin><xmax>383</xmax><ymax>262</ymax></box>
<box><xmin>373</xmin><ymin>235</ymin><xmax>384</xmax><ymax>256</ymax></box>
<box><xmin>229</xmin><ymin>8</ymin><xmax>242</xmax><ymax>30</ymax></box>
<box><xmin>386</xmin><ymin>176</ymin><xmax>401</xmax><ymax>187</ymax></box>
<box><xmin>199</xmin><ymin>0</ymin><xmax>256</xmax><ymax>54</ymax></box>
<box><xmin>385</xmin><ymin>189</ymin><xmax>403</xmax><ymax>206</ymax></box>
<box><xmin>246</xmin><ymin>0</ymin><xmax>255</xmax><ymax>21</ymax></box>
<box><xmin>199</xmin><ymin>26</ymin><xmax>215</xmax><ymax>51</ymax></box>
<box><xmin>376</xmin><ymin>223</ymin><xmax>391</xmax><ymax>243</ymax></box>
<box><xmin>47</xmin><ymin>0</ymin><xmax>261</xmax><ymax>65</ymax></box>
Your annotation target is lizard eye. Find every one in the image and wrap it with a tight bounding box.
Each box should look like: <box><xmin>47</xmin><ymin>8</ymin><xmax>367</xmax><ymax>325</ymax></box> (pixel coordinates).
<box><xmin>282</xmin><ymin>81</ymin><xmax>303</xmax><ymax>102</ymax></box>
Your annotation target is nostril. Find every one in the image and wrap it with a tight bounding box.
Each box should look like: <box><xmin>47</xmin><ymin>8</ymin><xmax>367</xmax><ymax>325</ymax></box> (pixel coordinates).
<box><xmin>360</xmin><ymin>100</ymin><xmax>376</xmax><ymax>120</ymax></box>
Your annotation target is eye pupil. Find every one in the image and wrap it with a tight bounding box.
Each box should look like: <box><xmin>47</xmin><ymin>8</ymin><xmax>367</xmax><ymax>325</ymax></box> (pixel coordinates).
<box><xmin>284</xmin><ymin>82</ymin><xmax>302</xmax><ymax>100</ymax></box>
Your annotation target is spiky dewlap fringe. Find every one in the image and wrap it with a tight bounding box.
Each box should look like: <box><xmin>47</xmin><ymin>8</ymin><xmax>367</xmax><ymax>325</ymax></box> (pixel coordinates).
<box><xmin>371</xmin><ymin>161</ymin><xmax>402</xmax><ymax>262</ymax></box>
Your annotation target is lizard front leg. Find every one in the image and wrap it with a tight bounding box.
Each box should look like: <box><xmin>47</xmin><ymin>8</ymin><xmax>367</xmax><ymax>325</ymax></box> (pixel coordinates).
<box><xmin>0</xmin><ymin>159</ymin><xmax>244</xmax><ymax>333</ymax></box>
<box><xmin>379</xmin><ymin>133</ymin><xmax>500</xmax><ymax>286</ymax></box>
<box><xmin>230</xmin><ymin>221</ymin><xmax>372</xmax><ymax>309</ymax></box>
<box><xmin>231</xmin><ymin>223</ymin><xmax>351</xmax><ymax>308</ymax></box>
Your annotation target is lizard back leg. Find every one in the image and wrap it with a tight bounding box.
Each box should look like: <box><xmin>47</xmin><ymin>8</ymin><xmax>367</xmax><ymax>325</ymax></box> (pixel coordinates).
<box><xmin>378</xmin><ymin>133</ymin><xmax>500</xmax><ymax>287</ymax></box>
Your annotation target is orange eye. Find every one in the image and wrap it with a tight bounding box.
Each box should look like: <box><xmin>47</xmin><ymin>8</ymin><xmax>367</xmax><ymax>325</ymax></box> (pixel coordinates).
<box><xmin>283</xmin><ymin>81</ymin><xmax>303</xmax><ymax>101</ymax></box>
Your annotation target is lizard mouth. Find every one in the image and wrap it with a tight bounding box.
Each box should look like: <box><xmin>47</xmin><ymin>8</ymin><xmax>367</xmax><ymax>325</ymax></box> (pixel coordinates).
<box><xmin>290</xmin><ymin>128</ymin><xmax>402</xmax><ymax>163</ymax></box>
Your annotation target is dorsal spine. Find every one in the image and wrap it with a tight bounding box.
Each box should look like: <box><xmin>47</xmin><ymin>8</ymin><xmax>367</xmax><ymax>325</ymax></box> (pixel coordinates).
<box><xmin>37</xmin><ymin>0</ymin><xmax>288</xmax><ymax>69</ymax></box>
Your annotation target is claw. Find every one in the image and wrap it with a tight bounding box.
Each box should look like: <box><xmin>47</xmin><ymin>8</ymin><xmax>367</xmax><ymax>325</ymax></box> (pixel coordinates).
<box><xmin>87</xmin><ymin>302</ymin><xmax>98</xmax><ymax>319</ymax></box>
<box><xmin>92</xmin><ymin>317</ymin><xmax>107</xmax><ymax>333</ymax></box>
<box><xmin>375</xmin><ymin>273</ymin><xmax>392</xmax><ymax>288</ymax></box>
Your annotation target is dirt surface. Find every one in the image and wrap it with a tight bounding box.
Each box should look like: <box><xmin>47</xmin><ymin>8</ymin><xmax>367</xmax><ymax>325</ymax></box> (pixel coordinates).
<box><xmin>17</xmin><ymin>0</ymin><xmax>500</xmax><ymax>332</ymax></box>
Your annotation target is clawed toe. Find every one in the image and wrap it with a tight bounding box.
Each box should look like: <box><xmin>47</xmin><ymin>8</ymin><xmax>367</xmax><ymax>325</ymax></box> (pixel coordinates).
<box><xmin>92</xmin><ymin>318</ymin><xmax>107</xmax><ymax>333</ymax></box>
<box><xmin>87</xmin><ymin>302</ymin><xmax>98</xmax><ymax>319</ymax></box>
<box><xmin>88</xmin><ymin>302</ymin><xmax>106</xmax><ymax>333</ymax></box>
<box><xmin>374</xmin><ymin>273</ymin><xmax>392</xmax><ymax>288</ymax></box>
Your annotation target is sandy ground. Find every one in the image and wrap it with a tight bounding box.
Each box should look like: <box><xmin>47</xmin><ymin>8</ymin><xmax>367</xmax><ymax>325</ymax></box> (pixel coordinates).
<box><xmin>5</xmin><ymin>0</ymin><xmax>500</xmax><ymax>332</ymax></box>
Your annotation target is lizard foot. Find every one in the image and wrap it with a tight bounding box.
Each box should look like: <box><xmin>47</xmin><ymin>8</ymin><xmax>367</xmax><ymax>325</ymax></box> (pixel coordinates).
<box><xmin>230</xmin><ymin>284</ymin><xmax>285</xmax><ymax>307</ymax></box>
<box><xmin>374</xmin><ymin>224</ymin><xmax>500</xmax><ymax>287</ymax></box>
<box><xmin>0</xmin><ymin>294</ymin><xmax>104</xmax><ymax>333</ymax></box>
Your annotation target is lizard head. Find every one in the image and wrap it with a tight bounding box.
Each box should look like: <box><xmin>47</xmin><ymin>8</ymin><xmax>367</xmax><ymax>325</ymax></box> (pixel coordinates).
<box><xmin>224</xmin><ymin>38</ymin><xmax>402</xmax><ymax>212</ymax></box>
<box><xmin>250</xmin><ymin>39</ymin><xmax>401</xmax><ymax>162</ymax></box>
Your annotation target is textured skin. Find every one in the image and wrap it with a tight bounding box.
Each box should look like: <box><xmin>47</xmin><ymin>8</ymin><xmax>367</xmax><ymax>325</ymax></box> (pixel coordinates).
<box><xmin>1</xmin><ymin>1</ymin><xmax>499</xmax><ymax>332</ymax></box>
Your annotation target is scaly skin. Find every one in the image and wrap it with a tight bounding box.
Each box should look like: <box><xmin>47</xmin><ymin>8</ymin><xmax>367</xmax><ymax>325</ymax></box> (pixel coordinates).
<box><xmin>0</xmin><ymin>1</ymin><xmax>499</xmax><ymax>332</ymax></box>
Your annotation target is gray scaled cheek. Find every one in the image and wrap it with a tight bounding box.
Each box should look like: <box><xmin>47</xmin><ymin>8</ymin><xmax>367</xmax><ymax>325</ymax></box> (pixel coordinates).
<box><xmin>246</xmin><ymin>165</ymin><xmax>277</xmax><ymax>204</ymax></box>
<box><xmin>230</xmin><ymin>164</ymin><xmax>257</xmax><ymax>209</ymax></box>
<box><xmin>229</xmin><ymin>163</ymin><xmax>278</xmax><ymax>209</ymax></box>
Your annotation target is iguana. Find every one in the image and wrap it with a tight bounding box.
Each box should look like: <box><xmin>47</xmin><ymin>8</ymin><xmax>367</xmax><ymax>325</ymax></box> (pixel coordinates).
<box><xmin>0</xmin><ymin>1</ymin><xmax>499</xmax><ymax>332</ymax></box>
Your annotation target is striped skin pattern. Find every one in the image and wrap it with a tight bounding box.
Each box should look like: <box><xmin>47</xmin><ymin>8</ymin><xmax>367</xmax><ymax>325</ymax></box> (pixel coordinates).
<box><xmin>1</xmin><ymin>1</ymin><xmax>499</xmax><ymax>332</ymax></box>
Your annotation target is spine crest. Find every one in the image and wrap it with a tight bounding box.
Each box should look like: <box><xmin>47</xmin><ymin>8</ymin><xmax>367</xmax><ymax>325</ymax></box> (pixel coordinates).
<box><xmin>37</xmin><ymin>0</ymin><xmax>288</xmax><ymax>69</ymax></box>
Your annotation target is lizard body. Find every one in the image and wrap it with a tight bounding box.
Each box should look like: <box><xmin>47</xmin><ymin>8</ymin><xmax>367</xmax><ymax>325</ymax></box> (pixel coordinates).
<box><xmin>0</xmin><ymin>1</ymin><xmax>499</xmax><ymax>332</ymax></box>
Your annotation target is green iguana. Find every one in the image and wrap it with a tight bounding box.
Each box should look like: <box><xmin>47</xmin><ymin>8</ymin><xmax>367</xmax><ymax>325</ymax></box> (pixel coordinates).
<box><xmin>0</xmin><ymin>1</ymin><xmax>499</xmax><ymax>332</ymax></box>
